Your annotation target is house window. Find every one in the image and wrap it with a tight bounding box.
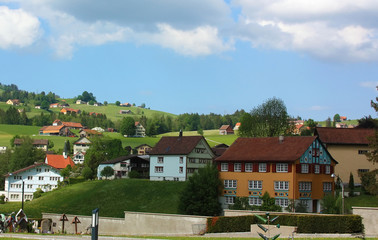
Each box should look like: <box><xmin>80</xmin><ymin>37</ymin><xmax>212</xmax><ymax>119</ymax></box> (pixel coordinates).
<box><xmin>234</xmin><ymin>163</ymin><xmax>241</xmax><ymax>172</ymax></box>
<box><xmin>120</xmin><ymin>163</ymin><xmax>127</xmax><ymax>168</ymax></box>
<box><xmin>259</xmin><ymin>163</ymin><xmax>267</xmax><ymax>172</ymax></box>
<box><xmin>157</xmin><ymin>157</ymin><xmax>164</xmax><ymax>164</ymax></box>
<box><xmin>299</xmin><ymin>182</ymin><xmax>312</xmax><ymax>191</ymax></box>
<box><xmin>275</xmin><ymin>198</ymin><xmax>289</xmax><ymax>207</ymax></box>
<box><xmin>155</xmin><ymin>166</ymin><xmax>163</xmax><ymax>173</ymax></box>
<box><xmin>189</xmin><ymin>158</ymin><xmax>196</xmax><ymax>163</ymax></box>
<box><xmin>301</xmin><ymin>164</ymin><xmax>309</xmax><ymax>173</ymax></box>
<box><xmin>39</xmin><ymin>176</ymin><xmax>44</xmax><ymax>181</ymax></box>
<box><xmin>274</xmin><ymin>181</ymin><xmax>289</xmax><ymax>190</ymax></box>
<box><xmin>187</xmin><ymin>168</ymin><xmax>196</xmax><ymax>173</ymax></box>
<box><xmin>36</xmin><ymin>168</ymin><xmax>42</xmax><ymax>172</ymax></box>
<box><xmin>323</xmin><ymin>182</ymin><xmax>332</xmax><ymax>191</ymax></box>
<box><xmin>358</xmin><ymin>169</ymin><xmax>369</xmax><ymax>176</ymax></box>
<box><xmin>44</xmin><ymin>168</ymin><xmax>50</xmax><ymax>172</ymax></box>
<box><xmin>358</xmin><ymin>150</ymin><xmax>368</xmax><ymax>154</ymax></box>
<box><xmin>225</xmin><ymin>196</ymin><xmax>235</xmax><ymax>204</ymax></box>
<box><xmin>248</xmin><ymin>180</ymin><xmax>262</xmax><ymax>190</ymax></box>
<box><xmin>249</xmin><ymin>197</ymin><xmax>262</xmax><ymax>206</ymax></box>
<box><xmin>224</xmin><ymin>180</ymin><xmax>237</xmax><ymax>188</ymax></box>
<box><xmin>28</xmin><ymin>176</ymin><xmax>33</xmax><ymax>180</ymax></box>
<box><xmin>179</xmin><ymin>157</ymin><xmax>183</xmax><ymax>164</ymax></box>
<box><xmin>325</xmin><ymin>165</ymin><xmax>331</xmax><ymax>174</ymax></box>
<box><xmin>314</xmin><ymin>165</ymin><xmax>320</xmax><ymax>174</ymax></box>
<box><xmin>245</xmin><ymin>163</ymin><xmax>253</xmax><ymax>172</ymax></box>
<box><xmin>179</xmin><ymin>167</ymin><xmax>183</xmax><ymax>173</ymax></box>
<box><xmin>27</xmin><ymin>184</ymin><xmax>33</xmax><ymax>189</ymax></box>
<box><xmin>277</xmin><ymin>163</ymin><xmax>288</xmax><ymax>172</ymax></box>
<box><xmin>14</xmin><ymin>176</ymin><xmax>22</xmax><ymax>180</ymax></box>
<box><xmin>221</xmin><ymin>163</ymin><xmax>228</xmax><ymax>172</ymax></box>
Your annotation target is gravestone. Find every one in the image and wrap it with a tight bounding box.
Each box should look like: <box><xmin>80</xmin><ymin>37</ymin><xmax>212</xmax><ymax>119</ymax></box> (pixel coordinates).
<box><xmin>41</xmin><ymin>219</ymin><xmax>52</xmax><ymax>233</ymax></box>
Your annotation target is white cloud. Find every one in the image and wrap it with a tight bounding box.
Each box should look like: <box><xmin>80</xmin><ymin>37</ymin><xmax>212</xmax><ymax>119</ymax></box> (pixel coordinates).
<box><xmin>360</xmin><ymin>81</ymin><xmax>378</xmax><ymax>89</ymax></box>
<box><xmin>232</xmin><ymin>0</ymin><xmax>378</xmax><ymax>61</ymax></box>
<box><xmin>0</xmin><ymin>6</ymin><xmax>41</xmax><ymax>49</ymax></box>
<box><xmin>140</xmin><ymin>24</ymin><xmax>233</xmax><ymax>56</ymax></box>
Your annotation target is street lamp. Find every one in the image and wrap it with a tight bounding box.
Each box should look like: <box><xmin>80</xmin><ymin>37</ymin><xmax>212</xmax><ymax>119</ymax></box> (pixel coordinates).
<box><xmin>331</xmin><ymin>174</ymin><xmax>344</xmax><ymax>214</ymax></box>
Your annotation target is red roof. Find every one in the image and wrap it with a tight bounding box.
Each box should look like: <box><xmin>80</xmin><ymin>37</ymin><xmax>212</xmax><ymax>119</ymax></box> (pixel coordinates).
<box><xmin>40</xmin><ymin>125</ymin><xmax>65</xmax><ymax>133</ymax></box>
<box><xmin>150</xmin><ymin>136</ymin><xmax>204</xmax><ymax>155</ymax></box>
<box><xmin>216</xmin><ymin>136</ymin><xmax>317</xmax><ymax>162</ymax></box>
<box><xmin>62</xmin><ymin>122</ymin><xmax>83</xmax><ymax>128</ymax></box>
<box><xmin>220</xmin><ymin>125</ymin><xmax>232</xmax><ymax>130</ymax></box>
<box><xmin>45</xmin><ymin>154</ymin><xmax>75</xmax><ymax>169</ymax></box>
<box><xmin>315</xmin><ymin>127</ymin><xmax>374</xmax><ymax>145</ymax></box>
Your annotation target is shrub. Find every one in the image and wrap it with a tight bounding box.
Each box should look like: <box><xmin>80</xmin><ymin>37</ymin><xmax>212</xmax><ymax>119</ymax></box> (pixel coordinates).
<box><xmin>128</xmin><ymin>170</ymin><xmax>141</xmax><ymax>179</ymax></box>
<box><xmin>0</xmin><ymin>194</ymin><xmax>5</xmax><ymax>204</ymax></box>
<box><xmin>33</xmin><ymin>188</ymin><xmax>44</xmax><ymax>199</ymax></box>
<box><xmin>206</xmin><ymin>214</ymin><xmax>363</xmax><ymax>234</ymax></box>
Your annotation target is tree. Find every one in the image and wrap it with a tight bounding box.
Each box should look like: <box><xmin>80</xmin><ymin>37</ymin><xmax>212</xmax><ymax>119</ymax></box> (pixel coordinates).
<box><xmin>321</xmin><ymin>194</ymin><xmax>342</xmax><ymax>214</ymax></box>
<box><xmin>120</xmin><ymin>117</ymin><xmax>136</xmax><ymax>136</ymax></box>
<box><xmin>360</xmin><ymin>170</ymin><xmax>378</xmax><ymax>195</ymax></box>
<box><xmin>325</xmin><ymin>117</ymin><xmax>332</xmax><ymax>127</ymax></box>
<box><xmin>40</xmin><ymin>100</ymin><xmax>49</xmax><ymax>110</ymax></box>
<box><xmin>82</xmin><ymin>166</ymin><xmax>93</xmax><ymax>180</ymax></box>
<box><xmin>115</xmin><ymin>101</ymin><xmax>120</xmax><ymax>106</ymax></box>
<box><xmin>104</xmin><ymin>101</ymin><xmax>108</xmax><ymax>106</ymax></box>
<box><xmin>259</xmin><ymin>192</ymin><xmax>281</xmax><ymax>212</ymax></box>
<box><xmin>9</xmin><ymin>136</ymin><xmax>45</xmax><ymax>171</ymax></box>
<box><xmin>239</xmin><ymin>97</ymin><xmax>290</xmax><ymax>137</ymax></box>
<box><xmin>60</xmin><ymin>165</ymin><xmax>72</xmax><ymax>179</ymax></box>
<box><xmin>357</xmin><ymin>116</ymin><xmax>377</xmax><ymax>129</ymax></box>
<box><xmin>178</xmin><ymin>164</ymin><xmax>222</xmax><ymax>216</ymax></box>
<box><xmin>100</xmin><ymin>166</ymin><xmax>114</xmax><ymax>179</ymax></box>
<box><xmin>349</xmin><ymin>172</ymin><xmax>355</xmax><ymax>197</ymax></box>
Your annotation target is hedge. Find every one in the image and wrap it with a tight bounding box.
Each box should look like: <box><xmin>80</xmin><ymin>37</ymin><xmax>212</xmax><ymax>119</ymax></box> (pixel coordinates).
<box><xmin>206</xmin><ymin>214</ymin><xmax>363</xmax><ymax>234</ymax></box>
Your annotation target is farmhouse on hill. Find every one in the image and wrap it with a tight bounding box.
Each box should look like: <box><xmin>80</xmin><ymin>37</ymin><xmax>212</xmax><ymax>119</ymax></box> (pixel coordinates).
<box><xmin>219</xmin><ymin>125</ymin><xmax>234</xmax><ymax>135</ymax></box>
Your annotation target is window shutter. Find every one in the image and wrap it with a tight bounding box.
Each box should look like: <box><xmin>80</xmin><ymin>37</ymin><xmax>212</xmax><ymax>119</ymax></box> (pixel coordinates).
<box><xmin>217</xmin><ymin>163</ymin><xmax>221</xmax><ymax>171</ymax></box>
<box><xmin>320</xmin><ymin>165</ymin><xmax>325</xmax><ymax>174</ymax></box>
<box><xmin>330</xmin><ymin>166</ymin><xmax>334</xmax><ymax>174</ymax></box>
<box><xmin>309</xmin><ymin>164</ymin><xmax>313</xmax><ymax>173</ymax></box>
<box><xmin>253</xmin><ymin>163</ymin><xmax>258</xmax><ymax>172</ymax></box>
<box><xmin>272</xmin><ymin>163</ymin><xmax>276</xmax><ymax>173</ymax></box>
<box><xmin>228</xmin><ymin>162</ymin><xmax>234</xmax><ymax>172</ymax></box>
<box><xmin>241</xmin><ymin>162</ymin><xmax>245</xmax><ymax>172</ymax></box>
<box><xmin>296</xmin><ymin>164</ymin><xmax>301</xmax><ymax>173</ymax></box>
<box><xmin>266</xmin><ymin>163</ymin><xmax>270</xmax><ymax>172</ymax></box>
<box><xmin>288</xmin><ymin>164</ymin><xmax>292</xmax><ymax>172</ymax></box>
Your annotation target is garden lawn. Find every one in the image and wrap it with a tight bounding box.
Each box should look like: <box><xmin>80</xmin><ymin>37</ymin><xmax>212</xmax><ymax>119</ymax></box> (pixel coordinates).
<box><xmin>0</xmin><ymin>178</ymin><xmax>185</xmax><ymax>219</ymax></box>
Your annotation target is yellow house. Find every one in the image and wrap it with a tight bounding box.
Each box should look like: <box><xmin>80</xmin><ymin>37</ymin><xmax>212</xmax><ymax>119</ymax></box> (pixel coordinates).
<box><xmin>215</xmin><ymin>136</ymin><xmax>337</xmax><ymax>213</ymax></box>
<box><xmin>315</xmin><ymin>127</ymin><xmax>376</xmax><ymax>184</ymax></box>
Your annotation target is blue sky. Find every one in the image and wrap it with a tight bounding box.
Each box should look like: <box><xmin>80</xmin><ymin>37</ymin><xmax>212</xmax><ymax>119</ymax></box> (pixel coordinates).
<box><xmin>0</xmin><ymin>0</ymin><xmax>377</xmax><ymax>121</ymax></box>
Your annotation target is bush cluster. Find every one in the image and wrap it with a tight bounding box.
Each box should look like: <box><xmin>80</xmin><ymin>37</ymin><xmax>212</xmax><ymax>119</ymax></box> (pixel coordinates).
<box><xmin>206</xmin><ymin>214</ymin><xmax>363</xmax><ymax>234</ymax></box>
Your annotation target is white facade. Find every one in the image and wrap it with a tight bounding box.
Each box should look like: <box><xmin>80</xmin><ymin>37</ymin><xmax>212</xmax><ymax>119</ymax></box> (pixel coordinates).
<box><xmin>73</xmin><ymin>137</ymin><xmax>91</xmax><ymax>154</ymax></box>
<box><xmin>150</xmin><ymin>138</ymin><xmax>215</xmax><ymax>181</ymax></box>
<box><xmin>73</xmin><ymin>151</ymin><xmax>85</xmax><ymax>165</ymax></box>
<box><xmin>3</xmin><ymin>163</ymin><xmax>63</xmax><ymax>202</ymax></box>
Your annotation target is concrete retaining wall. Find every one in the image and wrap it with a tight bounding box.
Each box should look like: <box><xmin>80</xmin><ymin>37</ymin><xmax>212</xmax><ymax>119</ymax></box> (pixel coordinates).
<box><xmin>42</xmin><ymin>211</ymin><xmax>208</xmax><ymax>236</ymax></box>
<box><xmin>42</xmin><ymin>213</ymin><xmax>126</xmax><ymax>235</ymax></box>
<box><xmin>123</xmin><ymin>211</ymin><xmax>208</xmax><ymax>235</ymax></box>
<box><xmin>352</xmin><ymin>207</ymin><xmax>378</xmax><ymax>237</ymax></box>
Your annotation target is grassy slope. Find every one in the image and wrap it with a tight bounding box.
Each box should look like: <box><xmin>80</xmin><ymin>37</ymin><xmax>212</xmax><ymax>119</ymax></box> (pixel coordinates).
<box><xmin>0</xmin><ymin>178</ymin><xmax>185</xmax><ymax>218</ymax></box>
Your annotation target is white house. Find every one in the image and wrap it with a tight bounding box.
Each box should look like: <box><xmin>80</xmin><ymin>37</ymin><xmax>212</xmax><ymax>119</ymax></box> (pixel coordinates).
<box><xmin>3</xmin><ymin>163</ymin><xmax>63</xmax><ymax>202</ymax></box>
<box><xmin>149</xmin><ymin>134</ymin><xmax>215</xmax><ymax>181</ymax></box>
<box><xmin>73</xmin><ymin>137</ymin><xmax>91</xmax><ymax>154</ymax></box>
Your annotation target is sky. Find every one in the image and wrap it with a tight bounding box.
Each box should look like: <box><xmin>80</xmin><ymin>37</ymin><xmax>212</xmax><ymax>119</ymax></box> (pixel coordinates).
<box><xmin>0</xmin><ymin>0</ymin><xmax>378</xmax><ymax>121</ymax></box>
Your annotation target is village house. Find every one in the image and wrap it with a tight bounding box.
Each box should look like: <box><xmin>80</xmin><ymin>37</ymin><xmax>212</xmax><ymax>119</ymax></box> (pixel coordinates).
<box><xmin>14</xmin><ymin>139</ymin><xmax>49</xmax><ymax>152</ymax></box>
<box><xmin>135</xmin><ymin>144</ymin><xmax>152</xmax><ymax>155</ymax></box>
<box><xmin>233</xmin><ymin>122</ymin><xmax>241</xmax><ymax>131</ymax></box>
<box><xmin>97</xmin><ymin>155</ymin><xmax>150</xmax><ymax>179</ymax></box>
<box><xmin>73</xmin><ymin>137</ymin><xmax>92</xmax><ymax>164</ymax></box>
<box><xmin>314</xmin><ymin>127</ymin><xmax>376</xmax><ymax>184</ymax></box>
<box><xmin>53</xmin><ymin>119</ymin><xmax>83</xmax><ymax>130</ymax></box>
<box><xmin>215</xmin><ymin>136</ymin><xmax>337</xmax><ymax>213</ymax></box>
<box><xmin>60</xmin><ymin>108</ymin><xmax>81</xmax><ymax>115</ymax></box>
<box><xmin>75</xmin><ymin>100</ymin><xmax>86</xmax><ymax>105</ymax></box>
<box><xmin>49</xmin><ymin>103</ymin><xmax>60</xmax><ymax>108</ymax></box>
<box><xmin>79</xmin><ymin>129</ymin><xmax>102</xmax><ymax>138</ymax></box>
<box><xmin>120</xmin><ymin>110</ymin><xmax>132</xmax><ymax>114</ymax></box>
<box><xmin>149</xmin><ymin>134</ymin><xmax>215</xmax><ymax>181</ymax></box>
<box><xmin>3</xmin><ymin>163</ymin><xmax>63</xmax><ymax>202</ymax></box>
<box><xmin>219</xmin><ymin>125</ymin><xmax>234</xmax><ymax>135</ymax></box>
<box><xmin>120</xmin><ymin>103</ymin><xmax>131</xmax><ymax>107</ymax></box>
<box><xmin>39</xmin><ymin>125</ymin><xmax>66</xmax><ymax>136</ymax></box>
<box><xmin>135</xmin><ymin>122</ymin><xmax>146</xmax><ymax>137</ymax></box>
<box><xmin>6</xmin><ymin>99</ymin><xmax>20</xmax><ymax>106</ymax></box>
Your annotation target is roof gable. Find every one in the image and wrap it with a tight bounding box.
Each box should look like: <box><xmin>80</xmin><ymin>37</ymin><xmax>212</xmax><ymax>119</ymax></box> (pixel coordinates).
<box><xmin>216</xmin><ymin>136</ymin><xmax>318</xmax><ymax>162</ymax></box>
<box><xmin>315</xmin><ymin>127</ymin><xmax>374</xmax><ymax>145</ymax></box>
<box><xmin>5</xmin><ymin>163</ymin><xmax>58</xmax><ymax>177</ymax></box>
<box><xmin>150</xmin><ymin>136</ymin><xmax>205</xmax><ymax>155</ymax></box>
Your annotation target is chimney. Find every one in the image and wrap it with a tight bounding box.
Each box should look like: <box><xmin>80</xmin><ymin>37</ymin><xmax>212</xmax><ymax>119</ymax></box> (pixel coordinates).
<box><xmin>279</xmin><ymin>136</ymin><xmax>284</xmax><ymax>143</ymax></box>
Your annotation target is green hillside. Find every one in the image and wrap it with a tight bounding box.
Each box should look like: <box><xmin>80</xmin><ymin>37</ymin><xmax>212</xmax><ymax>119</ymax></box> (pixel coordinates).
<box><xmin>0</xmin><ymin>101</ymin><xmax>177</xmax><ymax>123</ymax></box>
<box><xmin>0</xmin><ymin>178</ymin><xmax>185</xmax><ymax>218</ymax></box>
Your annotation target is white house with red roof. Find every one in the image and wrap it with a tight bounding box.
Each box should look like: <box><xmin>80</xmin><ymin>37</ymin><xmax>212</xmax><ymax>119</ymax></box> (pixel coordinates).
<box><xmin>2</xmin><ymin>163</ymin><xmax>63</xmax><ymax>202</ymax></box>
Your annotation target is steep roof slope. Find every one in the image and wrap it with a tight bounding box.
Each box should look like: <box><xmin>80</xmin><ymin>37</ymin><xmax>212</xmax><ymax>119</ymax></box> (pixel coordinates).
<box><xmin>315</xmin><ymin>127</ymin><xmax>374</xmax><ymax>145</ymax></box>
<box><xmin>216</xmin><ymin>136</ymin><xmax>317</xmax><ymax>162</ymax></box>
<box><xmin>149</xmin><ymin>136</ymin><xmax>204</xmax><ymax>155</ymax></box>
